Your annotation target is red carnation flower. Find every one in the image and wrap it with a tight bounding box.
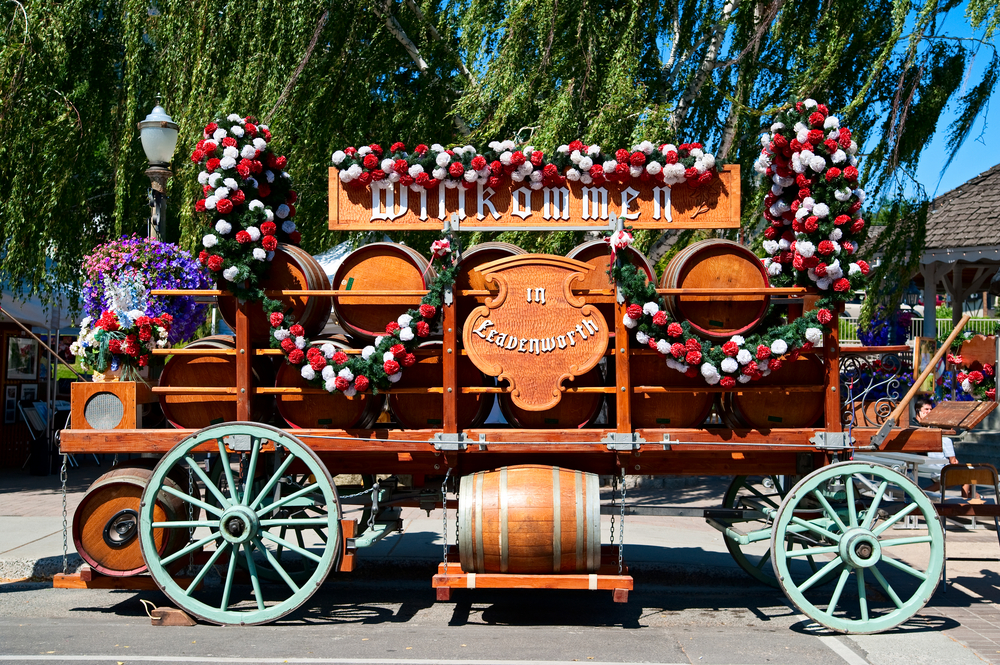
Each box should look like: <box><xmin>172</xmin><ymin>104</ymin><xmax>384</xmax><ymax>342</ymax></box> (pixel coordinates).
<box><xmin>626</xmin><ymin>304</ymin><xmax>643</xmax><ymax>319</ymax></box>
<box><xmin>487</xmin><ymin>176</ymin><xmax>501</xmax><ymax>188</ymax></box>
<box><xmin>245</xmin><ymin>123</ymin><xmax>257</xmax><ymax>137</ymax></box>
<box><xmin>275</xmin><ymin>156</ymin><xmax>287</xmax><ymax>169</ymax></box>
<box><xmin>793</xmin><ymin>253</ymin><xmax>805</xmax><ymax>270</ymax></box>
<box><xmin>257</xmin><ymin>182</ymin><xmax>271</xmax><ymax>198</ymax></box>
<box><xmin>222</xmin><ymin>136</ymin><xmax>237</xmax><ymax>148</ymax></box>
<box><xmin>843</xmin><ymin>166</ymin><xmax>859</xmax><ymax>181</ymax></box>
<box><xmin>390</xmin><ymin>343</ymin><xmax>405</xmax><ymax>356</ymax></box>
<box><xmin>510</xmin><ymin>151</ymin><xmax>526</xmax><ymax>167</ymax></box>
<box><xmin>191</xmin><ymin>150</ymin><xmax>205</xmax><ymax>163</ymax></box>
<box><xmin>988</xmin><ymin>388</ymin><xmax>996</xmax><ymax>400</ymax></box>
<box><xmin>383</xmin><ymin>359</ymin><xmax>400</xmax><ymax>375</ymax></box>
<box><xmin>722</xmin><ymin>341</ymin><xmax>739</xmax><ymax>357</ymax></box>
<box><xmin>280</xmin><ymin>337</ymin><xmax>296</xmax><ymax>353</ymax></box>
<box><xmin>269</xmin><ymin>312</ymin><xmax>284</xmax><ymax>327</ymax></box>
<box><xmin>448</xmin><ymin>162</ymin><xmax>464</xmax><ymax>178</ymax></box>
<box><xmin>414</xmin><ymin>144</ymin><xmax>428</xmax><ymax>155</ymax></box>
<box><xmin>817</xmin><ymin>240</ymin><xmax>835</xmax><ymax>256</ymax></box>
<box><xmin>334</xmin><ymin>376</ymin><xmax>350</xmax><ymax>391</ymax></box>
<box><xmin>138</xmin><ymin>354</ymin><xmax>149</xmax><ymax>367</ymax></box>
<box><xmin>391</xmin><ymin>159</ymin><xmax>407</xmax><ymax>175</ymax></box>
<box><xmin>288</xmin><ymin>231</ymin><xmax>301</xmax><ymax>244</ymax></box>
<box><xmin>720</xmin><ymin>376</ymin><xmax>736</xmax><ymax>388</ymax></box>
<box><xmin>401</xmin><ymin>353</ymin><xmax>417</xmax><ymax>368</ymax></box>
<box><xmin>756</xmin><ymin>345</ymin><xmax>771</xmax><ymax>360</ymax></box>
<box><xmin>817</xmin><ymin>309</ymin><xmax>833</xmax><ymax>324</ymax></box>
<box><xmin>309</xmin><ymin>355</ymin><xmax>326</xmax><ymax>371</ymax></box>
<box><xmin>288</xmin><ymin>348</ymin><xmax>305</xmax><ymax>364</ymax></box>
<box><xmin>206</xmin><ymin>157</ymin><xmax>220</xmax><ymax>172</ymax></box>
<box><xmin>363</xmin><ymin>154</ymin><xmax>378</xmax><ymax>169</ymax></box>
<box><xmin>652</xmin><ymin>311</ymin><xmax>668</xmax><ymax>327</ymax></box>
<box><xmin>418</xmin><ymin>304</ymin><xmax>436</xmax><ymax>319</ymax></box>
<box><xmin>769</xmin><ymin>358</ymin><xmax>783</xmax><ymax>372</ymax></box>
<box><xmin>195</xmin><ymin>199</ymin><xmax>207</xmax><ymax>213</ymax></box>
<box><xmin>530</xmin><ymin>151</ymin><xmax>544</xmax><ymax>166</ymax></box>
<box><xmin>850</xmin><ymin>219</ymin><xmax>865</xmax><ymax>233</ymax></box>
<box><xmin>615</xmin><ymin>148</ymin><xmax>630</xmax><ymax>163</ymax></box>
<box><xmin>204</xmin><ymin>122</ymin><xmax>218</xmax><ymax>135</ymax></box>
<box><xmin>969</xmin><ymin>370</ymin><xmax>985</xmax><ymax>384</ymax></box>
<box><xmin>262</xmin><ymin>235</ymin><xmax>278</xmax><ymax>251</ymax></box>
<box><xmin>648</xmin><ymin>339</ymin><xmax>659</xmax><ymax>350</ymax></box>
<box><xmin>984</xmin><ymin>363</ymin><xmax>994</xmax><ymax>377</ymax></box>
<box><xmin>804</xmin><ymin>216</ymin><xmax>819</xmax><ymax>233</ymax></box>
<box><xmin>416</xmin><ymin>321</ymin><xmax>430</xmax><ymax>337</ymax></box>
<box><xmin>629</xmin><ymin>151</ymin><xmax>646</xmax><ymax>167</ymax></box>
<box><xmin>385</xmin><ymin>321</ymin><xmax>400</xmax><ymax>334</ymax></box>
<box><xmin>198</xmin><ymin>250</ymin><xmax>209</xmax><ymax>265</ymax></box>
<box><xmin>332</xmin><ymin>351</ymin><xmax>348</xmax><ymax>365</ymax></box>
<box><xmin>824</xmin><ymin>139</ymin><xmax>839</xmax><ymax>154</ymax></box>
<box><xmin>235</xmin><ymin>230</ymin><xmax>251</xmax><ymax>244</ymax></box>
<box><xmin>807</xmin><ymin>129</ymin><xmax>824</xmax><ymax>144</ymax></box>
<box><xmin>207</xmin><ymin>255</ymin><xmax>224</xmax><ymax>271</ymax></box>
<box><xmin>371</xmin><ymin>169</ymin><xmax>386</xmax><ymax>181</ymax></box>
<box><xmin>833</xmin><ymin>278</ymin><xmax>851</xmax><ymax>292</ymax></box>
<box><xmin>808</xmin><ymin>111</ymin><xmax>826</xmax><ymax>127</ymax></box>
<box><xmin>348</xmin><ymin>375</ymin><xmax>367</xmax><ymax>393</ymax></box>
<box><xmin>390</xmin><ymin>141</ymin><xmax>405</xmax><ymax>153</ymax></box>
<box><xmin>237</xmin><ymin>160</ymin><xmax>252</xmax><ymax>178</ymax></box>
<box><xmin>670</xmin><ymin>343</ymin><xmax>686</xmax><ymax>359</ymax></box>
<box><xmin>825</xmin><ymin>167</ymin><xmax>841</xmax><ymax>182</ymax></box>
<box><xmin>470</xmin><ymin>156</ymin><xmax>487</xmax><ymax>171</ymax></box>
<box><xmin>834</xmin><ymin>214</ymin><xmax>850</xmax><ymax>226</ymax></box>
<box><xmin>306</xmin><ymin>347</ymin><xmax>321</xmax><ymax>358</ymax></box>
<box><xmin>568</xmin><ymin>140</ymin><xmax>584</xmax><ymax>152</ymax></box>
<box><xmin>543</xmin><ymin>163</ymin><xmax>559</xmax><ymax>178</ymax></box>
<box><xmin>231</xmin><ymin>190</ymin><xmax>245</xmax><ymax>205</ymax></box>
<box><xmin>957</xmin><ymin>371</ymin><xmax>968</xmax><ymax>383</ymax></box>
<box><xmin>764</xmin><ymin>226</ymin><xmax>777</xmax><ymax>240</ymax></box>
<box><xmin>686</xmin><ymin>338</ymin><xmax>702</xmax><ymax>351</ymax></box>
<box><xmin>217</xmin><ymin>198</ymin><xmax>233</xmax><ymax>214</ymax></box>
<box><xmin>843</xmin><ymin>241</ymin><xmax>856</xmax><ymax>255</ymax></box>
<box><xmin>290</xmin><ymin>324</ymin><xmax>305</xmax><ymax>337</ymax></box>
<box><xmin>815</xmin><ymin>262</ymin><xmax>828</xmax><ymax>277</ymax></box>
<box><xmin>261</xmin><ymin>221</ymin><xmax>277</xmax><ymax>236</ymax></box>
<box><xmin>742</xmin><ymin>361</ymin><xmax>758</xmax><ymax>376</ymax></box>
<box><xmin>685</xmin><ymin>350</ymin><xmax>702</xmax><ymax>365</ymax></box>
<box><xmin>108</xmin><ymin>339</ymin><xmax>123</xmax><ymax>354</ymax></box>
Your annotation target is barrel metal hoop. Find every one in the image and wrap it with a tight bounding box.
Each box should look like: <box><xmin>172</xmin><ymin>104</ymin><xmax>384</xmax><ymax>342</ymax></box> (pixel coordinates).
<box><xmin>499</xmin><ymin>468</ymin><xmax>508</xmax><ymax>573</ymax></box>
<box><xmin>574</xmin><ymin>470</ymin><xmax>584</xmax><ymax>571</ymax></box>
<box><xmin>474</xmin><ymin>471</ymin><xmax>485</xmax><ymax>572</ymax></box>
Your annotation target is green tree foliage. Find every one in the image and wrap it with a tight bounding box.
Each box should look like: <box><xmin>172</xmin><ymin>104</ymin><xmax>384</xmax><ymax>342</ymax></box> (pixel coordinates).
<box><xmin>1</xmin><ymin>0</ymin><xmax>995</xmax><ymax>305</ymax></box>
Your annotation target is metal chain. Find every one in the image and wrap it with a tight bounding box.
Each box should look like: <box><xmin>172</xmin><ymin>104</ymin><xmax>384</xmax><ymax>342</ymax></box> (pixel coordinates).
<box><xmin>187</xmin><ymin>463</ymin><xmax>195</xmax><ymax>569</ymax></box>
<box><xmin>61</xmin><ymin>453</ymin><xmax>68</xmax><ymax>574</ymax></box>
<box><xmin>441</xmin><ymin>468</ymin><xmax>452</xmax><ymax>570</ymax></box>
<box><xmin>609</xmin><ymin>474</ymin><xmax>617</xmax><ymax>546</ymax></box>
<box><xmin>367</xmin><ymin>479</ymin><xmax>380</xmax><ymax>533</ymax></box>
<box><xmin>618</xmin><ymin>470</ymin><xmax>626</xmax><ymax>576</ymax></box>
<box><xmin>238</xmin><ymin>452</ymin><xmax>248</xmax><ymax>503</ymax></box>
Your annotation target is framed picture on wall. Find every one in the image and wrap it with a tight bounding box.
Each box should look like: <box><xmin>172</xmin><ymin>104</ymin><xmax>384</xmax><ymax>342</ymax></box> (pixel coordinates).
<box><xmin>913</xmin><ymin>336</ymin><xmax>942</xmax><ymax>394</ymax></box>
<box><xmin>6</xmin><ymin>336</ymin><xmax>38</xmax><ymax>380</ymax></box>
<box><xmin>4</xmin><ymin>385</ymin><xmax>16</xmax><ymax>424</ymax></box>
<box><xmin>20</xmin><ymin>383</ymin><xmax>37</xmax><ymax>402</ymax></box>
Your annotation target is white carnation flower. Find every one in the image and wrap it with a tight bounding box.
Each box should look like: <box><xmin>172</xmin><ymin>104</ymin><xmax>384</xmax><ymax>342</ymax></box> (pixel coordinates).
<box><xmin>398</xmin><ymin>314</ymin><xmax>413</xmax><ymax>327</ymax></box>
<box><xmin>855</xmin><ymin>188</ymin><xmax>866</xmax><ymax>203</ymax></box>
<box><xmin>737</xmin><ymin>374</ymin><xmax>752</xmax><ymax>384</ymax></box>
<box><xmin>763</xmin><ymin>240</ymin><xmax>779</xmax><ymax>255</ymax></box>
<box><xmin>248</xmin><ymin>200</ymin><xmax>264</xmax><ymax>212</ymax></box>
<box><xmin>252</xmin><ymin>248</ymin><xmax>267</xmax><ymax>261</ymax></box>
<box><xmin>962</xmin><ymin>379</ymin><xmax>973</xmax><ymax>393</ymax></box>
<box><xmin>566</xmin><ymin>168</ymin><xmax>581</xmax><ymax>181</ymax></box>
<box><xmin>215</xmin><ymin>220</ymin><xmax>232</xmax><ymax>234</ymax></box>
<box><xmin>273</xmin><ymin>329</ymin><xmax>290</xmax><ymax>341</ymax></box>
<box><xmin>463</xmin><ymin>169</ymin><xmax>477</xmax><ymax>182</ymax></box>
<box><xmin>805</xmin><ymin>327</ymin><xmax>823</xmax><ymax>345</ymax></box>
<box><xmin>771</xmin><ymin>339</ymin><xmax>788</xmax><ymax>355</ymax></box>
<box><xmin>433</xmin><ymin>167</ymin><xmax>448</xmax><ymax>180</ymax></box>
<box><xmin>796</xmin><ymin>241</ymin><xmax>816</xmax><ymax>258</ymax></box>
<box><xmin>436</xmin><ymin>153</ymin><xmax>451</xmax><ymax>167</ymax></box>
<box><xmin>760</xmin><ymin>134</ymin><xmax>771</xmax><ymax>148</ymax></box>
<box><xmin>357</xmin><ymin>146</ymin><xmax>371</xmax><ymax>156</ymax></box>
<box><xmin>737</xmin><ymin>349</ymin><xmax>752</xmax><ymax>365</ymax></box>
<box><xmin>222</xmin><ymin>267</ymin><xmax>240</xmax><ymax>281</ymax></box>
<box><xmin>223</xmin><ymin>146</ymin><xmax>239</xmax><ymax>160</ymax></box>
<box><xmin>730</xmin><ymin>335</ymin><xmax>745</xmax><ymax>345</ymax></box>
<box><xmin>203</xmin><ymin>234</ymin><xmax>218</xmax><ymax>248</ymax></box>
<box><xmin>324</xmin><ymin>378</ymin><xmax>337</xmax><ymax>392</ymax></box>
<box><xmin>338</xmin><ymin>367</ymin><xmax>354</xmax><ymax>382</ymax></box>
<box><xmin>701</xmin><ymin>363</ymin><xmax>721</xmax><ymax>385</ymax></box>
<box><xmin>399</xmin><ymin>327</ymin><xmax>414</xmax><ymax>341</ymax></box>
<box><xmin>321</xmin><ymin>343</ymin><xmax>336</xmax><ymax>359</ymax></box>
<box><xmin>362</xmin><ymin>346</ymin><xmax>375</xmax><ymax>360</ymax></box>
<box><xmin>721</xmin><ymin>357</ymin><xmax>738</xmax><ymax>373</ymax></box>
<box><xmin>656</xmin><ymin>339</ymin><xmax>671</xmax><ymax>355</ymax></box>
<box><xmin>388</xmin><ymin>372</ymin><xmax>402</xmax><ymax>383</ymax></box>
<box><xmin>215</xmin><ymin>186</ymin><xmax>230</xmax><ymax>199</ymax></box>
<box><xmin>300</xmin><ymin>366</ymin><xmax>316</xmax><ymax>381</ymax></box>
<box><xmin>530</xmin><ymin>171</ymin><xmax>543</xmax><ymax>183</ymax></box>
<box><xmin>829</xmin><ymin>228</ymin><xmax>843</xmax><ymax>241</ymax></box>
<box><xmin>383</xmin><ymin>351</ymin><xmax>395</xmax><ymax>362</ymax></box>
<box><xmin>570</xmin><ymin>150</ymin><xmax>582</xmax><ymax>165</ymax></box>
<box><xmin>824</xmin><ymin>116</ymin><xmax>840</xmax><ymax>129</ymax></box>
<box><xmin>241</xmin><ymin>144</ymin><xmax>256</xmax><ymax>159</ymax></box>
<box><xmin>375</xmin><ymin>336</ymin><xmax>384</xmax><ymax>346</ymax></box>
<box><xmin>343</xmin><ymin>385</ymin><xmax>357</xmax><ymax>397</ymax></box>
<box><xmin>347</xmin><ymin>164</ymin><xmax>362</xmax><ymax>178</ymax></box>
<box><xmin>831</xmin><ymin>149</ymin><xmax>846</xmax><ymax>164</ymax></box>
<box><xmin>849</xmin><ymin>263</ymin><xmax>862</xmax><ymax>276</ymax></box>
<box><xmin>294</xmin><ymin>336</ymin><xmax>306</xmax><ymax>350</ymax></box>
<box><xmin>220</xmin><ymin>157</ymin><xmax>236</xmax><ymax>170</ymax></box>
<box><xmin>646</xmin><ymin>161</ymin><xmax>662</xmax><ymax>175</ymax></box>
<box><xmin>635</xmin><ymin>331</ymin><xmax>650</xmax><ymax>345</ymax></box>
<box><xmin>770</xmin><ymin>122</ymin><xmax>785</xmax><ymax>132</ymax></box>
<box><xmin>623</xmin><ymin>315</ymin><xmax>637</xmax><ymax>329</ymax></box>
<box><xmin>322</xmin><ymin>365</ymin><xmax>336</xmax><ymax>381</ymax></box>
<box><xmin>587</xmin><ymin>145</ymin><xmax>601</xmax><ymax>156</ymax></box>
<box><xmin>812</xmin><ymin>203</ymin><xmax>830</xmax><ymax>218</ymax></box>
<box><xmin>204</xmin><ymin>196</ymin><xmax>218</xmax><ymax>210</ymax></box>
<box><xmin>254</xmin><ymin>137</ymin><xmax>267</xmax><ymax>150</ymax></box>
<box><xmin>557</xmin><ymin>144</ymin><xmax>569</xmax><ymax>154</ymax></box>
<box><xmin>408</xmin><ymin>164</ymin><xmax>424</xmax><ymax>178</ymax></box>
<box><xmin>197</xmin><ymin>171</ymin><xmax>210</xmax><ymax>185</ymax></box>
<box><xmin>332</xmin><ymin>150</ymin><xmax>346</xmax><ymax>165</ymax></box>
<box><xmin>767</xmin><ymin>262</ymin><xmax>783</xmax><ymax>276</ymax></box>
<box><xmin>835</xmin><ymin>188</ymin><xmax>852</xmax><ymax>201</ymax></box>
<box><xmin>603</xmin><ymin>160</ymin><xmax>618</xmax><ymax>173</ymax></box>
<box><xmin>809</xmin><ymin>156</ymin><xmax>827</xmax><ymax>172</ymax></box>
<box><xmin>629</xmin><ymin>166</ymin><xmax>643</xmax><ymax>178</ymax></box>
<box><xmin>246</xmin><ymin>226</ymin><xmax>261</xmax><ymax>241</ymax></box>
<box><xmin>212</xmin><ymin>128</ymin><xmax>227</xmax><ymax>141</ymax></box>
<box><xmin>817</xmin><ymin>277</ymin><xmax>833</xmax><ymax>290</ymax></box>
<box><xmin>643</xmin><ymin>302</ymin><xmax>659</xmax><ymax>316</ymax></box>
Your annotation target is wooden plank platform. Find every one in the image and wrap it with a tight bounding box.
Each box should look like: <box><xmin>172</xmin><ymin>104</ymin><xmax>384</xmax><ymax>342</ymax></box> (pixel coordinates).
<box><xmin>53</xmin><ymin>565</ymin><xmax>199</xmax><ymax>591</ymax></box>
<box><xmin>924</xmin><ymin>401</ymin><xmax>998</xmax><ymax>430</ymax></box>
<box><xmin>432</xmin><ymin>546</ymin><xmax>633</xmax><ymax>603</ymax></box>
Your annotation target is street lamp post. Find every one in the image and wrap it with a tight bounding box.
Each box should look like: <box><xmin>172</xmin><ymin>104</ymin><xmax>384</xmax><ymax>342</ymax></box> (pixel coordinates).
<box><xmin>138</xmin><ymin>97</ymin><xmax>179</xmax><ymax>241</ymax></box>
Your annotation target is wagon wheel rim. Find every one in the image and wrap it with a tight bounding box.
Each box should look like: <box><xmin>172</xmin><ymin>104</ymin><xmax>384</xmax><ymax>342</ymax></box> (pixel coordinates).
<box><xmin>722</xmin><ymin>475</ymin><xmax>838</xmax><ymax>588</ymax></box>
<box><xmin>771</xmin><ymin>461</ymin><xmax>943</xmax><ymax>634</ymax></box>
<box><xmin>139</xmin><ymin>422</ymin><xmax>340</xmax><ymax>625</ymax></box>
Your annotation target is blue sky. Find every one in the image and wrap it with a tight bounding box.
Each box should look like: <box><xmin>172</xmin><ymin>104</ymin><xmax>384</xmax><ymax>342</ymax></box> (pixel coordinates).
<box><xmin>911</xmin><ymin>10</ymin><xmax>998</xmax><ymax>198</ymax></box>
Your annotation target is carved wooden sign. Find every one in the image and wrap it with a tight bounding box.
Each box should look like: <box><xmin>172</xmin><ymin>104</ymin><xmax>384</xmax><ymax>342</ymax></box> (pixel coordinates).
<box><xmin>462</xmin><ymin>255</ymin><xmax>609</xmax><ymax>411</ymax></box>
<box><xmin>329</xmin><ymin>165</ymin><xmax>740</xmax><ymax>231</ymax></box>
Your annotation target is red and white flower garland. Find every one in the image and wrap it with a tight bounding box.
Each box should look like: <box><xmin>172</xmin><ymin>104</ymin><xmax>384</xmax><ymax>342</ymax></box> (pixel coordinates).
<box><xmin>754</xmin><ymin>100</ymin><xmax>870</xmax><ymax>294</ymax></box>
<box><xmin>332</xmin><ymin>140</ymin><xmax>720</xmax><ymax>193</ymax></box>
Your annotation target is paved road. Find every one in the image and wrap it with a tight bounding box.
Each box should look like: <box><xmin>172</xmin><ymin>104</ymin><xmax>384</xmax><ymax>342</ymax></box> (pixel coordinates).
<box><xmin>0</xmin><ymin>570</ymin><xmax>992</xmax><ymax>665</ymax></box>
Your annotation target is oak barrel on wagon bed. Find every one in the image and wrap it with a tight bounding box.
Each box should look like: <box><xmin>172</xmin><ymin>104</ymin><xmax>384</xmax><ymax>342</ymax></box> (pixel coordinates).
<box><xmin>719</xmin><ymin>355</ymin><xmax>826</xmax><ymax>428</ymax></box>
<box><xmin>158</xmin><ymin>335</ymin><xmax>275</xmax><ymax>429</ymax></box>
<box><xmin>217</xmin><ymin>244</ymin><xmax>332</xmax><ymax>345</ymax></box>
<box><xmin>498</xmin><ymin>365</ymin><xmax>604</xmax><ymax>428</ymax></box>
<box><xmin>332</xmin><ymin>242</ymin><xmax>436</xmax><ymax>340</ymax></box>
<box><xmin>275</xmin><ymin>336</ymin><xmax>384</xmax><ymax>429</ymax></box>
<box><xmin>566</xmin><ymin>240</ymin><xmax>656</xmax><ymax>325</ymax></box>
<box><xmin>458</xmin><ymin>465</ymin><xmax>601</xmax><ymax>574</ymax></box>
<box><xmin>660</xmin><ymin>238</ymin><xmax>769</xmax><ymax>341</ymax></box>
<box><xmin>456</xmin><ymin>242</ymin><xmax>525</xmax><ymax>330</ymax></box>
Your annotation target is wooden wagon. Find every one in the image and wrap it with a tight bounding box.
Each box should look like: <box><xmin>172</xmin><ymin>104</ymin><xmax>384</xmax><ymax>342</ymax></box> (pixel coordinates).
<box><xmin>55</xmin><ymin>165</ymin><xmax>985</xmax><ymax>634</ymax></box>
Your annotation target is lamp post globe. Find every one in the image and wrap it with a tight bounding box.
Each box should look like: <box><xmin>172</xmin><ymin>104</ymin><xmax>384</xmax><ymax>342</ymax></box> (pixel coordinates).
<box><xmin>138</xmin><ymin>97</ymin><xmax>179</xmax><ymax>240</ymax></box>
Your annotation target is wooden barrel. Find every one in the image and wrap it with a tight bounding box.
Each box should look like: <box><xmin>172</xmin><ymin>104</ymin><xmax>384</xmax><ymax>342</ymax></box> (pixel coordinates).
<box><xmin>456</xmin><ymin>242</ymin><xmax>525</xmax><ymax>330</ymax></box>
<box><xmin>660</xmin><ymin>239</ymin><xmax>769</xmax><ymax>340</ymax></box>
<box><xmin>631</xmin><ymin>359</ymin><xmax>714</xmax><ymax>428</ymax></box>
<box><xmin>389</xmin><ymin>341</ymin><xmax>494</xmax><ymax>429</ymax></box>
<box><xmin>567</xmin><ymin>240</ymin><xmax>656</xmax><ymax>326</ymax></box>
<box><xmin>458</xmin><ymin>465</ymin><xmax>600</xmax><ymax>574</ymax></box>
<box><xmin>218</xmin><ymin>244</ymin><xmax>332</xmax><ymax>345</ymax></box>
<box><xmin>72</xmin><ymin>464</ymin><xmax>189</xmax><ymax>576</ymax></box>
<box><xmin>499</xmin><ymin>365</ymin><xmax>604</xmax><ymax>428</ymax></box>
<box><xmin>720</xmin><ymin>356</ymin><xmax>825</xmax><ymax>429</ymax></box>
<box><xmin>332</xmin><ymin>242</ymin><xmax>436</xmax><ymax>340</ymax></box>
<box><xmin>158</xmin><ymin>335</ymin><xmax>275</xmax><ymax>429</ymax></box>
<box><xmin>275</xmin><ymin>337</ymin><xmax>384</xmax><ymax>429</ymax></box>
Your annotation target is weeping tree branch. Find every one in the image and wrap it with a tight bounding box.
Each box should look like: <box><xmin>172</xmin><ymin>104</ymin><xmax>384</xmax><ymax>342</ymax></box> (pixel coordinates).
<box><xmin>403</xmin><ymin>0</ymin><xmax>479</xmax><ymax>87</ymax></box>
<box><xmin>671</xmin><ymin>0</ymin><xmax>738</xmax><ymax>134</ymax></box>
<box><xmin>266</xmin><ymin>8</ymin><xmax>330</xmax><ymax>123</ymax></box>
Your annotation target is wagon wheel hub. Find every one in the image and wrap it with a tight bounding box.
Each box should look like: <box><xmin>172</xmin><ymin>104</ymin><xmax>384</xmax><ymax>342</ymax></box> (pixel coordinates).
<box><xmin>219</xmin><ymin>505</ymin><xmax>259</xmax><ymax>545</ymax></box>
<box><xmin>839</xmin><ymin>528</ymin><xmax>882</xmax><ymax>569</ymax></box>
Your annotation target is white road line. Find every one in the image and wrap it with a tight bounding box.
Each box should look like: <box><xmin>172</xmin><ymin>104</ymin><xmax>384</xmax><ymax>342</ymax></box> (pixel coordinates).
<box><xmin>818</xmin><ymin>635</ymin><xmax>870</xmax><ymax>665</ymax></box>
<box><xmin>0</xmin><ymin>657</ymin><xmax>689</xmax><ymax>665</ymax></box>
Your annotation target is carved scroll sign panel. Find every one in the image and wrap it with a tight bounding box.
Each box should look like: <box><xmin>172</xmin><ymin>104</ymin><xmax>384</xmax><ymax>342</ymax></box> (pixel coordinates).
<box><xmin>462</xmin><ymin>255</ymin><xmax>610</xmax><ymax>411</ymax></box>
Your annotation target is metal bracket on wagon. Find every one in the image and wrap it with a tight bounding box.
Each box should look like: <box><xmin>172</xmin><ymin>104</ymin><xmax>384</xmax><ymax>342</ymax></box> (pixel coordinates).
<box><xmin>603</xmin><ymin>432</ymin><xmax>647</xmax><ymax>451</ymax></box>
<box><xmin>867</xmin><ymin>418</ymin><xmax>895</xmax><ymax>450</ymax></box>
<box><xmin>807</xmin><ymin>431</ymin><xmax>856</xmax><ymax>450</ymax></box>
<box><xmin>432</xmin><ymin>432</ymin><xmax>469</xmax><ymax>451</ymax></box>
<box><xmin>222</xmin><ymin>434</ymin><xmax>252</xmax><ymax>451</ymax></box>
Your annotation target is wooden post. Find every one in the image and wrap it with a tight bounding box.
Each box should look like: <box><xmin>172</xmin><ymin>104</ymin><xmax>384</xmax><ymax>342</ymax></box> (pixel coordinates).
<box><xmin>235</xmin><ymin>303</ymin><xmax>252</xmax><ymax>421</ymax></box>
<box><xmin>823</xmin><ymin>304</ymin><xmax>842</xmax><ymax>432</ymax></box>
<box><xmin>442</xmin><ymin>298</ymin><xmax>458</xmax><ymax>434</ymax></box>
<box><xmin>614</xmin><ymin>298</ymin><xmax>632</xmax><ymax>434</ymax></box>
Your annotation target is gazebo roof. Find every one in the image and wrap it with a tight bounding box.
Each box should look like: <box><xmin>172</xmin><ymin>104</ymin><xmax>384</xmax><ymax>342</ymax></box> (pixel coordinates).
<box><xmin>925</xmin><ymin>163</ymin><xmax>1000</xmax><ymax>253</ymax></box>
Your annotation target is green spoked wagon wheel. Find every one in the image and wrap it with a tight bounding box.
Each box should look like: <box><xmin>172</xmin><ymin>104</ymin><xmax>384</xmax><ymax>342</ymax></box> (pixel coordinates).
<box><xmin>139</xmin><ymin>422</ymin><xmax>341</xmax><ymax>625</ymax></box>
<box><xmin>722</xmin><ymin>475</ymin><xmax>837</xmax><ymax>588</ymax></box>
<box><xmin>771</xmin><ymin>461</ymin><xmax>943</xmax><ymax>634</ymax></box>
